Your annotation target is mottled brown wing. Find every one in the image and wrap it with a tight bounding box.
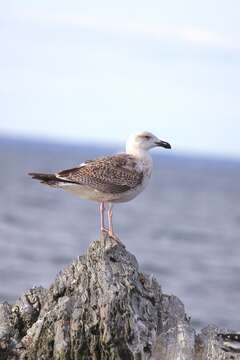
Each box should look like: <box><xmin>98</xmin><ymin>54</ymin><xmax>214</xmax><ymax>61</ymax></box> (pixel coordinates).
<box><xmin>57</xmin><ymin>154</ymin><xmax>143</xmax><ymax>194</ymax></box>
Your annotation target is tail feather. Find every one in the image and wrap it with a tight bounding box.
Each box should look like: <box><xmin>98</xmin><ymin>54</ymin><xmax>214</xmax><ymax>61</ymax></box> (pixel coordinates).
<box><xmin>28</xmin><ymin>172</ymin><xmax>59</xmax><ymax>186</ymax></box>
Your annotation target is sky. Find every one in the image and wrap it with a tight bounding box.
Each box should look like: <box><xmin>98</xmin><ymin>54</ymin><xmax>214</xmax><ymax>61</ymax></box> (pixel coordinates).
<box><xmin>0</xmin><ymin>1</ymin><xmax>240</xmax><ymax>157</ymax></box>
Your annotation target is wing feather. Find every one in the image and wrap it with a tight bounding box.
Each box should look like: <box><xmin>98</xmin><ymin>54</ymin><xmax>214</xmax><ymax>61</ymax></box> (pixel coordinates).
<box><xmin>57</xmin><ymin>154</ymin><xmax>143</xmax><ymax>194</ymax></box>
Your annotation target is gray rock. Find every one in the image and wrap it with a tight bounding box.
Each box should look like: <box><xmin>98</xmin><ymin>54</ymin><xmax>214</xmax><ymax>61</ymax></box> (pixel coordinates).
<box><xmin>0</xmin><ymin>233</ymin><xmax>239</xmax><ymax>359</ymax></box>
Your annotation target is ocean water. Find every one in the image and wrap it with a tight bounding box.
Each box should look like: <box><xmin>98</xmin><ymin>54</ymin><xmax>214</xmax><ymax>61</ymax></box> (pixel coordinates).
<box><xmin>0</xmin><ymin>137</ymin><xmax>240</xmax><ymax>331</ymax></box>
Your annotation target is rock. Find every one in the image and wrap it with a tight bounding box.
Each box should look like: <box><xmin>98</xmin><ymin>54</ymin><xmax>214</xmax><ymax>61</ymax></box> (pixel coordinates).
<box><xmin>0</xmin><ymin>287</ymin><xmax>46</xmax><ymax>360</ymax></box>
<box><xmin>0</xmin><ymin>233</ymin><xmax>239</xmax><ymax>359</ymax></box>
<box><xmin>195</xmin><ymin>326</ymin><xmax>240</xmax><ymax>360</ymax></box>
<box><xmin>153</xmin><ymin>295</ymin><xmax>195</xmax><ymax>359</ymax></box>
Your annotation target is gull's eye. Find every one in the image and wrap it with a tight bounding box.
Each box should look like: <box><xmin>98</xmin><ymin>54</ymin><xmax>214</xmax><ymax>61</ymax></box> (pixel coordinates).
<box><xmin>138</xmin><ymin>134</ymin><xmax>151</xmax><ymax>141</ymax></box>
<box><xmin>144</xmin><ymin>135</ymin><xmax>151</xmax><ymax>140</ymax></box>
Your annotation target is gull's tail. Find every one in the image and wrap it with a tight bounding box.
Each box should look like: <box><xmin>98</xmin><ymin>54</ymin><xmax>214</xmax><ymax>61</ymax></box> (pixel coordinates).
<box><xmin>29</xmin><ymin>172</ymin><xmax>60</xmax><ymax>186</ymax></box>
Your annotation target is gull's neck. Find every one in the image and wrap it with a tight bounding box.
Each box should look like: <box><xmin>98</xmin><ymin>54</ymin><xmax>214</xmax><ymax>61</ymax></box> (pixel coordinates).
<box><xmin>126</xmin><ymin>144</ymin><xmax>152</xmax><ymax>164</ymax></box>
<box><xmin>126</xmin><ymin>144</ymin><xmax>153</xmax><ymax>178</ymax></box>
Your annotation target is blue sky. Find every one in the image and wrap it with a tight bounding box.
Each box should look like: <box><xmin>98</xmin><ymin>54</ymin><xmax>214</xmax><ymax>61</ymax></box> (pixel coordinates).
<box><xmin>1</xmin><ymin>1</ymin><xmax>240</xmax><ymax>157</ymax></box>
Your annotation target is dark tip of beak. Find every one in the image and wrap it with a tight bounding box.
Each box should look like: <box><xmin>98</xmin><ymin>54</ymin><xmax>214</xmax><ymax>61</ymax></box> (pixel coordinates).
<box><xmin>155</xmin><ymin>140</ymin><xmax>171</xmax><ymax>149</ymax></box>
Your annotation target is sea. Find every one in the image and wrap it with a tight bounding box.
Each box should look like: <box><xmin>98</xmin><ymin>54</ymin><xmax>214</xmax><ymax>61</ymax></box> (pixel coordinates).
<box><xmin>0</xmin><ymin>136</ymin><xmax>240</xmax><ymax>331</ymax></box>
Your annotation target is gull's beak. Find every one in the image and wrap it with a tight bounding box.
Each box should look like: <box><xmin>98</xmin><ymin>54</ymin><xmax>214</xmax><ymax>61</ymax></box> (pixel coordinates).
<box><xmin>155</xmin><ymin>140</ymin><xmax>171</xmax><ymax>149</ymax></box>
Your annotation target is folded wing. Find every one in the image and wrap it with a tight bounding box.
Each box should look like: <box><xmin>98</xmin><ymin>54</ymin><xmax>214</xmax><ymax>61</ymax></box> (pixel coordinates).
<box><xmin>57</xmin><ymin>154</ymin><xmax>143</xmax><ymax>194</ymax></box>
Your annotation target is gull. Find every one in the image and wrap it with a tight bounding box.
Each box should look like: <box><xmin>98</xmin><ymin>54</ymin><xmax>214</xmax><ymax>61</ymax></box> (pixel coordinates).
<box><xmin>29</xmin><ymin>131</ymin><xmax>171</xmax><ymax>240</ymax></box>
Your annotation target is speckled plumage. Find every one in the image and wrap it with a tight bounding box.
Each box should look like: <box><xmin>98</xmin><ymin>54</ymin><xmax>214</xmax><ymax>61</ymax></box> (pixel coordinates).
<box><xmin>57</xmin><ymin>154</ymin><xmax>144</xmax><ymax>194</ymax></box>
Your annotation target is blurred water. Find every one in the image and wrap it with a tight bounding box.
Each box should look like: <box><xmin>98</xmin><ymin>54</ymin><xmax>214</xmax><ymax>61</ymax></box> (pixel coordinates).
<box><xmin>0</xmin><ymin>136</ymin><xmax>240</xmax><ymax>330</ymax></box>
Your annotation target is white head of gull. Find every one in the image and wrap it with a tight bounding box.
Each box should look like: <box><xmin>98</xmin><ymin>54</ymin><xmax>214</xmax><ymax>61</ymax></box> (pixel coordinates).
<box><xmin>29</xmin><ymin>131</ymin><xmax>171</xmax><ymax>241</ymax></box>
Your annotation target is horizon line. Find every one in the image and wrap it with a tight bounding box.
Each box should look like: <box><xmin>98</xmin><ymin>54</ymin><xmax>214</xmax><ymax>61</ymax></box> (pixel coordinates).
<box><xmin>1</xmin><ymin>131</ymin><xmax>240</xmax><ymax>164</ymax></box>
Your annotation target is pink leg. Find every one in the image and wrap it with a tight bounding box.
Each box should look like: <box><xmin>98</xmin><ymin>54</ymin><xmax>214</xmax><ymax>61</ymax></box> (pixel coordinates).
<box><xmin>100</xmin><ymin>202</ymin><xmax>107</xmax><ymax>232</ymax></box>
<box><xmin>108</xmin><ymin>203</ymin><xmax>115</xmax><ymax>238</ymax></box>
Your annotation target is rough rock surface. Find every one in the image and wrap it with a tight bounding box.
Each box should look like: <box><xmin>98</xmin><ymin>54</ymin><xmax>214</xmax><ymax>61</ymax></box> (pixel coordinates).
<box><xmin>0</xmin><ymin>233</ymin><xmax>239</xmax><ymax>360</ymax></box>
